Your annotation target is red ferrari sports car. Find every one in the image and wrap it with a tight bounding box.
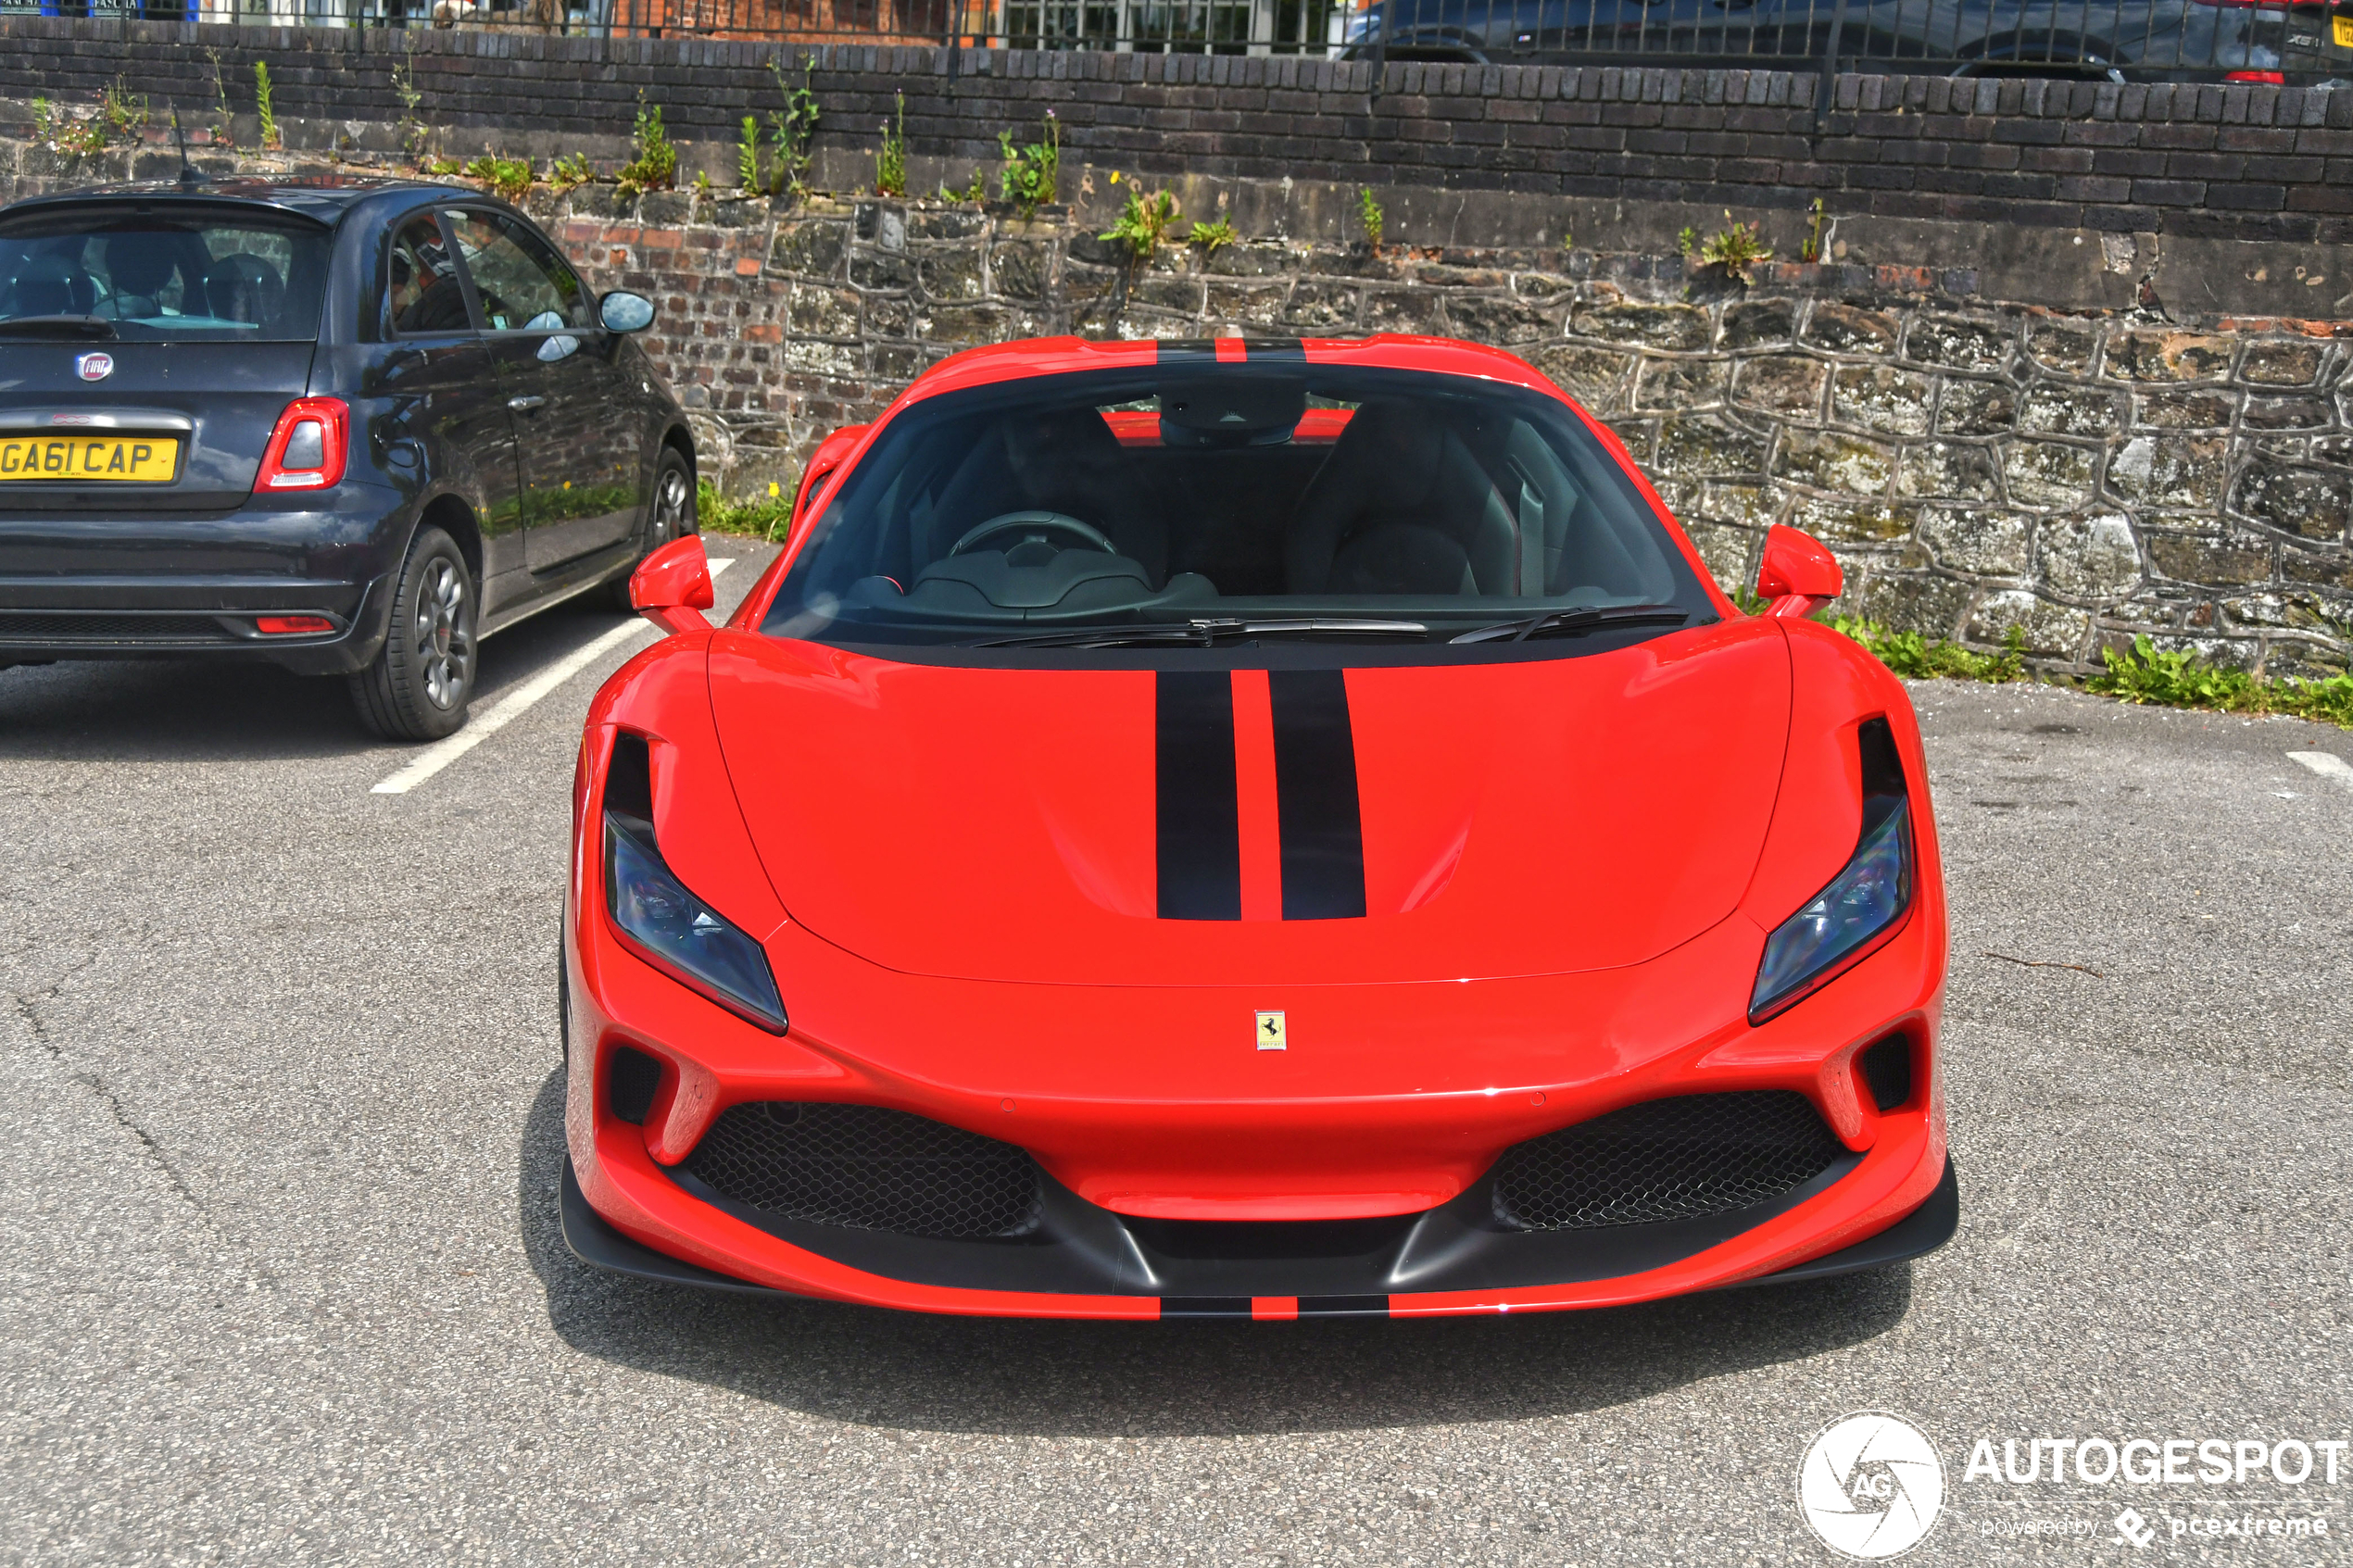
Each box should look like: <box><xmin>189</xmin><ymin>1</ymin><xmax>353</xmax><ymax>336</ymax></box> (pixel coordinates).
<box><xmin>560</xmin><ymin>333</ymin><xmax>1956</xmax><ymax>1320</ymax></box>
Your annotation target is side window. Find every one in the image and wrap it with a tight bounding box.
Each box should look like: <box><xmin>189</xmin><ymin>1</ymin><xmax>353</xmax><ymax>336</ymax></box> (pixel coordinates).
<box><xmin>444</xmin><ymin>209</ymin><xmax>585</xmax><ymax>332</ymax></box>
<box><xmin>386</xmin><ymin>213</ymin><xmax>472</xmax><ymax>335</ymax></box>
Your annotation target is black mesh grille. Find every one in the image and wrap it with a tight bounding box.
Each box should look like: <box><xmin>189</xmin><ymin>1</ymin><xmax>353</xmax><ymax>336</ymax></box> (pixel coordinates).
<box><xmin>683</xmin><ymin>1102</ymin><xmax>1042</xmax><ymax>1240</ymax></box>
<box><xmin>1859</xmin><ymin>1035</ymin><xmax>1914</xmax><ymax>1112</ymax></box>
<box><xmin>1491</xmin><ymin>1092</ymin><xmax>1845</xmax><ymax>1232</ymax></box>
<box><xmin>0</xmin><ymin>613</ymin><xmax>233</xmax><ymax>643</ymax></box>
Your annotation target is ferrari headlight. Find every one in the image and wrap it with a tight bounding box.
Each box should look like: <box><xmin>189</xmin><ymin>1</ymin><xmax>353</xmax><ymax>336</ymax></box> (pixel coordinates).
<box><xmin>1750</xmin><ymin>802</ymin><xmax>1913</xmax><ymax>1022</ymax></box>
<box><xmin>604</xmin><ymin>810</ymin><xmax>787</xmax><ymax>1033</ymax></box>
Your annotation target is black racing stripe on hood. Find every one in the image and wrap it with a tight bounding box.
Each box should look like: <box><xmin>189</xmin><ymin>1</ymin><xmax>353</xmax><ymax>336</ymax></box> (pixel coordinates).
<box><xmin>1155</xmin><ymin>670</ymin><xmax>1242</xmax><ymax>921</ymax></box>
<box><xmin>1243</xmin><ymin>337</ymin><xmax>1306</xmax><ymax>363</ymax></box>
<box><xmin>1270</xmin><ymin>668</ymin><xmax>1367</xmax><ymax>921</ymax></box>
<box><xmin>1156</xmin><ymin>340</ymin><xmax>1222</xmax><ymax>363</ymax></box>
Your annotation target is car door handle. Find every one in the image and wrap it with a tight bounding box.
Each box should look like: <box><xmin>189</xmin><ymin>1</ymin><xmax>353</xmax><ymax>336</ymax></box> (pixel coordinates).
<box><xmin>507</xmin><ymin>395</ymin><xmax>547</xmax><ymax>412</ymax></box>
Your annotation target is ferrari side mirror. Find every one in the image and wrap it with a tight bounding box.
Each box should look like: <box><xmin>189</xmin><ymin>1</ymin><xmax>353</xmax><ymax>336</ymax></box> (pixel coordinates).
<box><xmin>630</xmin><ymin>535</ymin><xmax>714</xmax><ymax>635</ymax></box>
<box><xmin>789</xmin><ymin>424</ymin><xmax>868</xmax><ymax>537</ymax></box>
<box><xmin>1755</xmin><ymin>524</ymin><xmax>1843</xmax><ymax>620</ymax></box>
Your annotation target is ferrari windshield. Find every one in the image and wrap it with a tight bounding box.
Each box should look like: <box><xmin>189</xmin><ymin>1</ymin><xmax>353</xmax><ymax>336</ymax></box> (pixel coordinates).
<box><xmin>761</xmin><ymin>361</ymin><xmax>1717</xmax><ymax>651</ymax></box>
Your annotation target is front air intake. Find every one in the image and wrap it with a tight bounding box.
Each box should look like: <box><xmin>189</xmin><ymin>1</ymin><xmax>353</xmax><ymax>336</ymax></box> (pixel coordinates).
<box><xmin>681</xmin><ymin>1102</ymin><xmax>1042</xmax><ymax>1240</ymax></box>
<box><xmin>1491</xmin><ymin>1092</ymin><xmax>1846</xmax><ymax>1232</ymax></box>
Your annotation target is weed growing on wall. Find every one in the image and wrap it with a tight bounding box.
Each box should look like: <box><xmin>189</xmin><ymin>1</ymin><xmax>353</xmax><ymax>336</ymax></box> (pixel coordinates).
<box><xmin>547</xmin><ymin>152</ymin><xmax>593</xmax><ymax>194</ymax></box>
<box><xmin>738</xmin><ymin>118</ymin><xmax>761</xmax><ymax>192</ymax></box>
<box><xmin>253</xmin><ymin>62</ymin><xmax>280</xmax><ymax>150</ymax></box>
<box><xmin>1101</xmin><ymin>188</ymin><xmax>1180</xmax><ymax>261</ymax></box>
<box><xmin>998</xmin><ymin>110</ymin><xmax>1059</xmax><ymax>216</ymax></box>
<box><xmin>206</xmin><ymin>47</ymin><xmax>236</xmax><ymax>147</ymax></box>
<box><xmin>463</xmin><ymin>155</ymin><xmax>534</xmax><ymax>202</ymax></box>
<box><xmin>1800</xmin><ymin>197</ymin><xmax>1827</xmax><ymax>264</ymax></box>
<box><xmin>615</xmin><ymin>94</ymin><xmax>678</xmax><ymax>200</ymax></box>
<box><xmin>875</xmin><ymin>93</ymin><xmax>908</xmax><ymax>197</ymax></box>
<box><xmin>1189</xmin><ymin>217</ymin><xmax>1238</xmax><ymax>251</ymax></box>
<box><xmin>765</xmin><ymin>56</ymin><xmax>821</xmax><ymax>197</ymax></box>
<box><xmin>1697</xmin><ymin>212</ymin><xmax>1772</xmax><ymax>284</ymax></box>
<box><xmin>1357</xmin><ymin>186</ymin><xmax>1385</xmax><ymax>253</ymax></box>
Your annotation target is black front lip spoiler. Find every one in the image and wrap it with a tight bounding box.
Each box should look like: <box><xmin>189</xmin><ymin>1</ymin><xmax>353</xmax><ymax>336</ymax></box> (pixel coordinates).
<box><xmin>557</xmin><ymin>1154</ymin><xmax>1960</xmax><ymax>1313</ymax></box>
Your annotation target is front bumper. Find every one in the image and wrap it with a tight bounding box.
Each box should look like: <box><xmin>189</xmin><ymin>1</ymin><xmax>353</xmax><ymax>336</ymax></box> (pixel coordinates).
<box><xmin>560</xmin><ymin>1152</ymin><xmax>1960</xmax><ymax>1316</ymax></box>
<box><xmin>563</xmin><ymin>869</ymin><xmax>1954</xmax><ymax>1319</ymax></box>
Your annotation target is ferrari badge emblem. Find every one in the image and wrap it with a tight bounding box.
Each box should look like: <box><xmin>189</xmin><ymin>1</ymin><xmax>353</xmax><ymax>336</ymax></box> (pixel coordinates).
<box><xmin>1255</xmin><ymin>1010</ymin><xmax>1287</xmax><ymax>1051</ymax></box>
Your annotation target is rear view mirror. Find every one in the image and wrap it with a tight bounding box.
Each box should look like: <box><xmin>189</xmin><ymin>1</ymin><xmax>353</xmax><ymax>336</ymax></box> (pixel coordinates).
<box><xmin>1755</xmin><ymin>524</ymin><xmax>1843</xmax><ymax>620</ymax></box>
<box><xmin>599</xmin><ymin>290</ymin><xmax>656</xmax><ymax>333</ymax></box>
<box><xmin>630</xmin><ymin>535</ymin><xmax>714</xmax><ymax>635</ymax></box>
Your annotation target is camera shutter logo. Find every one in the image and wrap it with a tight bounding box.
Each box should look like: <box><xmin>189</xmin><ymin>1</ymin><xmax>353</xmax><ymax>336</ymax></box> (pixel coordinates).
<box><xmin>1797</xmin><ymin>1411</ymin><xmax>1944</xmax><ymax>1559</ymax></box>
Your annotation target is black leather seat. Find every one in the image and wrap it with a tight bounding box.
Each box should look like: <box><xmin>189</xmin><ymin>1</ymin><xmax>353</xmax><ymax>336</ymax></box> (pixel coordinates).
<box><xmin>1283</xmin><ymin>402</ymin><xmax>1513</xmax><ymax>596</ymax></box>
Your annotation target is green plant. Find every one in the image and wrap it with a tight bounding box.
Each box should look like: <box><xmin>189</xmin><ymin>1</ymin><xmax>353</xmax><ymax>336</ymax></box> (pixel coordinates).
<box><xmin>1800</xmin><ymin>197</ymin><xmax>1827</xmax><ymax>264</ymax></box>
<box><xmin>1832</xmin><ymin>617</ymin><xmax>2027</xmax><ymax>684</ymax></box>
<box><xmin>547</xmin><ymin>152</ymin><xmax>594</xmax><ymax>194</ymax></box>
<box><xmin>692</xmin><ymin>169</ymin><xmax>713</xmax><ymax>197</ymax></box>
<box><xmin>207</xmin><ymin>47</ymin><xmax>237</xmax><ymax>148</ymax></box>
<box><xmin>1697</xmin><ymin>211</ymin><xmax>1773</xmax><ymax>285</ymax></box>
<box><xmin>32</xmin><ymin>94</ymin><xmax>116</xmax><ymax>157</ymax></box>
<box><xmin>1356</xmin><ymin>185</ymin><xmax>1385</xmax><ymax>253</ymax></box>
<box><xmin>2086</xmin><ymin>634</ymin><xmax>2353</xmax><ymax>726</ymax></box>
<box><xmin>1189</xmin><ymin>216</ymin><xmax>1238</xmax><ymax>251</ymax></box>
<box><xmin>1101</xmin><ymin>188</ymin><xmax>1180</xmax><ymax>262</ymax></box>
<box><xmin>1676</xmin><ymin>224</ymin><xmax>1697</xmax><ymax>257</ymax></box>
<box><xmin>737</xmin><ymin>116</ymin><xmax>762</xmax><ymax>193</ymax></box>
<box><xmin>997</xmin><ymin>111</ymin><xmax>1060</xmax><ymax>216</ymax></box>
<box><xmin>696</xmin><ymin>476</ymin><xmax>796</xmax><ymax>542</ymax></box>
<box><xmin>765</xmin><ymin>56</ymin><xmax>821</xmax><ymax>197</ymax></box>
<box><xmin>615</xmin><ymin>94</ymin><xmax>678</xmax><ymax>201</ymax></box>
<box><xmin>463</xmin><ymin>154</ymin><xmax>534</xmax><ymax>203</ymax></box>
<box><xmin>875</xmin><ymin>92</ymin><xmax>908</xmax><ymax>198</ymax></box>
<box><xmin>254</xmin><ymin>61</ymin><xmax>280</xmax><ymax>151</ymax></box>
<box><xmin>99</xmin><ymin>78</ymin><xmax>148</xmax><ymax>143</ymax></box>
<box><xmin>423</xmin><ymin>155</ymin><xmax>464</xmax><ymax>178</ymax></box>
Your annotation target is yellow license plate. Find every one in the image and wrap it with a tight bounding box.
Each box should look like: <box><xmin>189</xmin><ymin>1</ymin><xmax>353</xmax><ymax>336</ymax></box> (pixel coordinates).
<box><xmin>2337</xmin><ymin>15</ymin><xmax>2353</xmax><ymax>46</ymax></box>
<box><xmin>0</xmin><ymin>434</ymin><xmax>181</xmax><ymax>483</ymax></box>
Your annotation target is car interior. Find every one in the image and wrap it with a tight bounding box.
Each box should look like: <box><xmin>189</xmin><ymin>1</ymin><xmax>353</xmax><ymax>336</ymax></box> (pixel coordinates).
<box><xmin>770</xmin><ymin>365</ymin><xmax>1704</xmax><ymax>644</ymax></box>
<box><xmin>0</xmin><ymin>217</ymin><xmax>319</xmax><ymax>338</ymax></box>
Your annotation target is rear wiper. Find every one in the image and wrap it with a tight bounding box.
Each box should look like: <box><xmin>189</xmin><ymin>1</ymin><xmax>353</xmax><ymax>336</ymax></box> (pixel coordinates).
<box><xmin>974</xmin><ymin>617</ymin><xmax>1429</xmax><ymax>649</ymax></box>
<box><xmin>0</xmin><ymin>315</ymin><xmax>119</xmax><ymax>340</ymax></box>
<box><xmin>1449</xmin><ymin>605</ymin><xmax>1689</xmax><ymax>644</ymax></box>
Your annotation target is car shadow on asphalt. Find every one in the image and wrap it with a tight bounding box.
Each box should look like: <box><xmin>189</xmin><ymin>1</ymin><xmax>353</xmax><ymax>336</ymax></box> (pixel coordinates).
<box><xmin>0</xmin><ymin>599</ymin><xmax>640</xmax><ymax>763</ymax></box>
<box><xmin>516</xmin><ymin>1071</ymin><xmax>1914</xmax><ymax>1437</ymax></box>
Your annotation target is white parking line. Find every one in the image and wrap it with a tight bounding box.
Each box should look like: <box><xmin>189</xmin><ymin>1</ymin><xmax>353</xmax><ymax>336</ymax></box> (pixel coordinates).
<box><xmin>2286</xmin><ymin>751</ymin><xmax>2353</xmax><ymax>791</ymax></box>
<box><xmin>370</xmin><ymin>559</ymin><xmax>735</xmax><ymax>797</ymax></box>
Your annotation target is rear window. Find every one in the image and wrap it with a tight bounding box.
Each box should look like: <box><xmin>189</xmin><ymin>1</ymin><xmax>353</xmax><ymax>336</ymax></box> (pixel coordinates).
<box><xmin>0</xmin><ymin>206</ymin><xmax>331</xmax><ymax>342</ymax></box>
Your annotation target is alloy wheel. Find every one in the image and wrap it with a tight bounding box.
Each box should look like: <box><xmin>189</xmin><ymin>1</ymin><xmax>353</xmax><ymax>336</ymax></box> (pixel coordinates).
<box><xmin>414</xmin><ymin>556</ymin><xmax>472</xmax><ymax>710</ymax></box>
<box><xmin>651</xmin><ymin>466</ymin><xmax>689</xmax><ymax>547</ymax></box>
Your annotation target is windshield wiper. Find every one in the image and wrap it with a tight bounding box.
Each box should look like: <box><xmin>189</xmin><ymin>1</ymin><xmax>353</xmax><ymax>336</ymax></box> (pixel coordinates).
<box><xmin>1449</xmin><ymin>605</ymin><xmax>1690</xmax><ymax>645</ymax></box>
<box><xmin>0</xmin><ymin>315</ymin><xmax>120</xmax><ymax>340</ymax></box>
<box><xmin>973</xmin><ymin>617</ymin><xmax>1429</xmax><ymax>649</ymax></box>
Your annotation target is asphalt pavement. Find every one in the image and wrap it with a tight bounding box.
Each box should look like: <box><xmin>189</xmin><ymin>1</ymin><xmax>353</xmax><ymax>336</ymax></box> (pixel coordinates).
<box><xmin>3</xmin><ymin>557</ymin><xmax>2347</xmax><ymax>1566</ymax></box>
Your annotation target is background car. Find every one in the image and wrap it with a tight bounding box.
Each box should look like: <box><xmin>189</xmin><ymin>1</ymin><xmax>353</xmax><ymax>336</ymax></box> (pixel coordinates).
<box><xmin>561</xmin><ymin>333</ymin><xmax>1956</xmax><ymax>1320</ymax></box>
<box><xmin>1342</xmin><ymin>0</ymin><xmax>2295</xmax><ymax>80</ymax></box>
<box><xmin>0</xmin><ymin>174</ymin><xmax>697</xmax><ymax>740</ymax></box>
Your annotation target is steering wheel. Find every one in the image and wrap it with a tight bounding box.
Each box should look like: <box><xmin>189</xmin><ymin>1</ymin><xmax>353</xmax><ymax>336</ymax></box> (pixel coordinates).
<box><xmin>949</xmin><ymin>511</ymin><xmax>1116</xmax><ymax>558</ymax></box>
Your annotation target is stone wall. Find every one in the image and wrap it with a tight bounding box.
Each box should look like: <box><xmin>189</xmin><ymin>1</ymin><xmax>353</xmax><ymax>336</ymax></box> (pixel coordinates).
<box><xmin>0</xmin><ymin>114</ymin><xmax>2347</xmax><ymax>677</ymax></box>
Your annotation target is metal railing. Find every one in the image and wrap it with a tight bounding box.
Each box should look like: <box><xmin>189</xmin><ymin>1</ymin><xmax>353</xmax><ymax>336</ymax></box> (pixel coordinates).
<box><xmin>7</xmin><ymin>0</ymin><xmax>2338</xmax><ymax>77</ymax></box>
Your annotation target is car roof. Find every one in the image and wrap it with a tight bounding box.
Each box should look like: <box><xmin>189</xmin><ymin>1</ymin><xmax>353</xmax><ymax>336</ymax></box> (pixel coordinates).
<box><xmin>0</xmin><ymin>174</ymin><xmax>459</xmax><ymax>226</ymax></box>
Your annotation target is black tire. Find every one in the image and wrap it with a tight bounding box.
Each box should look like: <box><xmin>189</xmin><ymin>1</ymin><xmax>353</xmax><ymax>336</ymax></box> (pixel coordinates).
<box><xmin>607</xmin><ymin>445</ymin><xmax>697</xmax><ymax>611</ymax></box>
<box><xmin>350</xmin><ymin>524</ymin><xmax>478</xmax><ymax>742</ymax></box>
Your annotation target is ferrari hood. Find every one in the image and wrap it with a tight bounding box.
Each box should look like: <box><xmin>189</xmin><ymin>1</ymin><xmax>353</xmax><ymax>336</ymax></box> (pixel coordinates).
<box><xmin>705</xmin><ymin>620</ymin><xmax>1791</xmax><ymax>987</ymax></box>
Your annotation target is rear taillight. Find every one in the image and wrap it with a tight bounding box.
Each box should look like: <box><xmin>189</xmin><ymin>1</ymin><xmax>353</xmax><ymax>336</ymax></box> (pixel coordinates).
<box><xmin>2226</xmin><ymin>69</ymin><xmax>2290</xmax><ymax>80</ymax></box>
<box><xmin>256</xmin><ymin>397</ymin><xmax>349</xmax><ymax>492</ymax></box>
<box><xmin>256</xmin><ymin>615</ymin><xmax>335</xmax><ymax>635</ymax></box>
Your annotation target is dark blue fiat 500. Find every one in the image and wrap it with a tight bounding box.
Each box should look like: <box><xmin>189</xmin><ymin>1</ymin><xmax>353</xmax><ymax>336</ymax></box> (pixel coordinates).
<box><xmin>0</xmin><ymin>175</ymin><xmax>697</xmax><ymax>739</ymax></box>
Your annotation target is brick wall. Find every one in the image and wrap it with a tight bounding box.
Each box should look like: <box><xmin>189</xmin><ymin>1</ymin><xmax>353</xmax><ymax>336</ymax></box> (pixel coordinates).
<box><xmin>5</xmin><ymin>18</ymin><xmax>2353</xmax><ymax>253</ymax></box>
